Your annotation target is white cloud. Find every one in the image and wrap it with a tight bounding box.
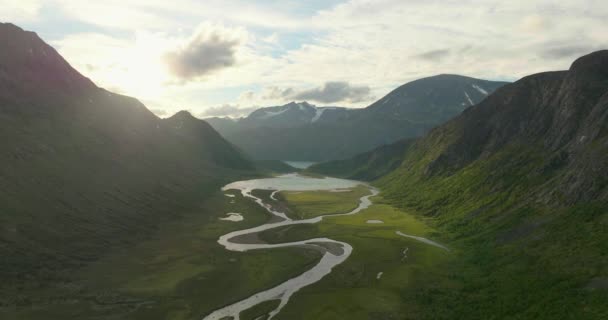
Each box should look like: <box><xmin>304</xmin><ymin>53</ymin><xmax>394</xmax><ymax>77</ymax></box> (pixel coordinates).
<box><xmin>257</xmin><ymin>82</ymin><xmax>373</xmax><ymax>104</ymax></box>
<box><xmin>198</xmin><ymin>104</ymin><xmax>258</xmax><ymax>118</ymax></box>
<box><xmin>0</xmin><ymin>0</ymin><xmax>42</xmax><ymax>22</ymax></box>
<box><xmin>52</xmin><ymin>31</ymin><xmax>172</xmax><ymax>100</ymax></box>
<box><xmin>13</xmin><ymin>0</ymin><xmax>608</xmax><ymax>115</ymax></box>
<box><xmin>150</xmin><ymin>108</ymin><xmax>168</xmax><ymax>117</ymax></box>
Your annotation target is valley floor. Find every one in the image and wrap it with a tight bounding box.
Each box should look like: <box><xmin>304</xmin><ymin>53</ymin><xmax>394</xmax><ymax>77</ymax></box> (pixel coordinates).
<box><xmin>261</xmin><ymin>189</ymin><xmax>454</xmax><ymax>320</ymax></box>
<box><xmin>4</xmin><ymin>177</ymin><xmax>605</xmax><ymax>320</ymax></box>
<box><xmin>0</xmin><ymin>190</ymin><xmax>320</xmax><ymax>320</ymax></box>
<box><xmin>2</xmin><ymin>180</ymin><xmax>454</xmax><ymax>320</ymax></box>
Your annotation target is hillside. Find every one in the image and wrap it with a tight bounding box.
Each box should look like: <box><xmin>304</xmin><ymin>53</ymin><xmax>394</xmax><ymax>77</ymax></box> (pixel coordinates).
<box><xmin>206</xmin><ymin>76</ymin><xmax>508</xmax><ymax>161</ymax></box>
<box><xmin>0</xmin><ymin>23</ymin><xmax>256</xmax><ymax>294</ymax></box>
<box><xmin>307</xmin><ymin>139</ymin><xmax>413</xmax><ymax>180</ymax></box>
<box><xmin>317</xmin><ymin>51</ymin><xmax>608</xmax><ymax>318</ymax></box>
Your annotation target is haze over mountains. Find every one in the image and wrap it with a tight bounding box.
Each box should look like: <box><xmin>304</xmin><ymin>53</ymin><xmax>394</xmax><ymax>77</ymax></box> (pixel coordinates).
<box><xmin>206</xmin><ymin>75</ymin><xmax>508</xmax><ymax>161</ymax></box>
<box><xmin>0</xmin><ymin>23</ymin><xmax>256</xmax><ymax>289</ymax></box>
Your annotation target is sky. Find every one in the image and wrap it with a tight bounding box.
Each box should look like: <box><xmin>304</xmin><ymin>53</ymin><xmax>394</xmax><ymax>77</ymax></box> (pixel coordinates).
<box><xmin>3</xmin><ymin>0</ymin><xmax>607</xmax><ymax>118</ymax></box>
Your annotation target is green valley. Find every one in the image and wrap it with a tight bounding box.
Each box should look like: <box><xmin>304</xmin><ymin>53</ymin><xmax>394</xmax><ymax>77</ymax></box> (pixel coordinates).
<box><xmin>2</xmin><ymin>11</ymin><xmax>608</xmax><ymax>320</ymax></box>
<box><xmin>1</xmin><ymin>189</ymin><xmax>321</xmax><ymax>320</ymax></box>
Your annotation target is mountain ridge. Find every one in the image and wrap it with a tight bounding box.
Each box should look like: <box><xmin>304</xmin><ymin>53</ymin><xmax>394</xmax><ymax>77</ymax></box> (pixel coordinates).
<box><xmin>309</xmin><ymin>50</ymin><xmax>608</xmax><ymax>318</ymax></box>
<box><xmin>0</xmin><ymin>23</ymin><xmax>257</xmax><ymax>290</ymax></box>
<box><xmin>206</xmin><ymin>75</ymin><xmax>508</xmax><ymax>161</ymax></box>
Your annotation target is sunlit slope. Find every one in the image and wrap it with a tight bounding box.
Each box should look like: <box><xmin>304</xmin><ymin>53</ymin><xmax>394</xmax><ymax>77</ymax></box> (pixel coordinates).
<box><xmin>307</xmin><ymin>139</ymin><xmax>414</xmax><ymax>180</ymax></box>
<box><xmin>0</xmin><ymin>23</ymin><xmax>256</xmax><ymax>289</ymax></box>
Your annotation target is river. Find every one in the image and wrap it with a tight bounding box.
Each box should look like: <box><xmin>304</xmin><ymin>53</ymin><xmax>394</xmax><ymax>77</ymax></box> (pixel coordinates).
<box><xmin>202</xmin><ymin>173</ymin><xmax>377</xmax><ymax>320</ymax></box>
<box><xmin>202</xmin><ymin>173</ymin><xmax>449</xmax><ymax>319</ymax></box>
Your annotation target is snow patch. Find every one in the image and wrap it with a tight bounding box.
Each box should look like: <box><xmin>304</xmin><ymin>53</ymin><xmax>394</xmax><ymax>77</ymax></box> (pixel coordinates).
<box><xmin>464</xmin><ymin>92</ymin><xmax>474</xmax><ymax>106</ymax></box>
<box><xmin>472</xmin><ymin>84</ymin><xmax>488</xmax><ymax>95</ymax></box>
<box><xmin>258</xmin><ymin>108</ymin><xmax>289</xmax><ymax>120</ymax></box>
<box><xmin>220</xmin><ymin>213</ymin><xmax>244</xmax><ymax>222</ymax></box>
<box><xmin>366</xmin><ymin>220</ymin><xmax>384</xmax><ymax>224</ymax></box>
<box><xmin>311</xmin><ymin>108</ymin><xmax>326</xmax><ymax>123</ymax></box>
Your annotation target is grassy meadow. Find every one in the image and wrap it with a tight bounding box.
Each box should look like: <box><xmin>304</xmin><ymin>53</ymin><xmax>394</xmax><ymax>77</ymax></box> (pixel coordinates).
<box><xmin>1</xmin><ymin>189</ymin><xmax>320</xmax><ymax>320</ymax></box>
<box><xmin>278</xmin><ymin>185</ymin><xmax>371</xmax><ymax>219</ymax></box>
<box><xmin>258</xmin><ymin>188</ymin><xmax>455</xmax><ymax>320</ymax></box>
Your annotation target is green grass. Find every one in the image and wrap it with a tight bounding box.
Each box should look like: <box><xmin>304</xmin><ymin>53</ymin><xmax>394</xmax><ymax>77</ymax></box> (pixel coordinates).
<box><xmin>278</xmin><ymin>185</ymin><xmax>371</xmax><ymax>219</ymax></box>
<box><xmin>1</xmin><ymin>189</ymin><xmax>321</xmax><ymax>320</ymax></box>
<box><xmin>374</xmin><ymin>143</ymin><xmax>608</xmax><ymax>319</ymax></box>
<box><xmin>256</xmin><ymin>191</ymin><xmax>455</xmax><ymax>320</ymax></box>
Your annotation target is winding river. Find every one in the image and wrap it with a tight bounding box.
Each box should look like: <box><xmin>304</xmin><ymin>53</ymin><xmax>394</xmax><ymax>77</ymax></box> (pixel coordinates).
<box><xmin>202</xmin><ymin>173</ymin><xmax>447</xmax><ymax>320</ymax></box>
<box><xmin>202</xmin><ymin>174</ymin><xmax>377</xmax><ymax>320</ymax></box>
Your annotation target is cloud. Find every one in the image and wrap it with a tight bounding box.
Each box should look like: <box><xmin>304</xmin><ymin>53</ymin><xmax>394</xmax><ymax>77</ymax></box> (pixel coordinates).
<box><xmin>541</xmin><ymin>44</ymin><xmax>600</xmax><ymax>59</ymax></box>
<box><xmin>260</xmin><ymin>87</ymin><xmax>296</xmax><ymax>100</ymax></box>
<box><xmin>0</xmin><ymin>0</ymin><xmax>42</xmax><ymax>22</ymax></box>
<box><xmin>259</xmin><ymin>82</ymin><xmax>373</xmax><ymax>104</ymax></box>
<box><xmin>198</xmin><ymin>104</ymin><xmax>257</xmax><ymax>118</ymax></box>
<box><xmin>262</xmin><ymin>33</ymin><xmax>279</xmax><ymax>45</ymax></box>
<box><xmin>292</xmin><ymin>82</ymin><xmax>373</xmax><ymax>103</ymax></box>
<box><xmin>19</xmin><ymin>0</ymin><xmax>608</xmax><ymax>112</ymax></box>
<box><xmin>520</xmin><ymin>14</ymin><xmax>552</xmax><ymax>33</ymax></box>
<box><xmin>414</xmin><ymin>49</ymin><xmax>451</xmax><ymax>61</ymax></box>
<box><xmin>164</xmin><ymin>24</ymin><xmax>246</xmax><ymax>81</ymax></box>
<box><xmin>150</xmin><ymin>108</ymin><xmax>168</xmax><ymax>117</ymax></box>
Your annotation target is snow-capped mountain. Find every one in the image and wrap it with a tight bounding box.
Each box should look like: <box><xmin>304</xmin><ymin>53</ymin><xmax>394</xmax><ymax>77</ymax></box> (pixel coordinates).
<box><xmin>240</xmin><ymin>102</ymin><xmax>349</xmax><ymax>128</ymax></box>
<box><xmin>206</xmin><ymin>75</ymin><xmax>508</xmax><ymax>161</ymax></box>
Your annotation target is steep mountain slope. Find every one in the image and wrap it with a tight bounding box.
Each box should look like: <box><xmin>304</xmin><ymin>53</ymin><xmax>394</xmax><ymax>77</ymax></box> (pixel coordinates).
<box><xmin>0</xmin><ymin>23</ymin><xmax>255</xmax><ymax>291</ymax></box>
<box><xmin>307</xmin><ymin>139</ymin><xmax>414</xmax><ymax>180</ymax></box>
<box><xmin>352</xmin><ymin>51</ymin><xmax>607</xmax><ymax>318</ymax></box>
<box><xmin>363</xmin><ymin>74</ymin><xmax>502</xmax><ymax>123</ymax></box>
<box><xmin>207</xmin><ymin>76</ymin><xmax>508</xmax><ymax>161</ymax></box>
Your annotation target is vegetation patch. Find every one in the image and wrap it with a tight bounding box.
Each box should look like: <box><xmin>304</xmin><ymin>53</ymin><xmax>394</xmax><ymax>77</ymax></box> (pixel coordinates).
<box><xmin>257</xmin><ymin>191</ymin><xmax>454</xmax><ymax>320</ymax></box>
<box><xmin>278</xmin><ymin>185</ymin><xmax>371</xmax><ymax>219</ymax></box>
<box><xmin>0</xmin><ymin>190</ymin><xmax>320</xmax><ymax>320</ymax></box>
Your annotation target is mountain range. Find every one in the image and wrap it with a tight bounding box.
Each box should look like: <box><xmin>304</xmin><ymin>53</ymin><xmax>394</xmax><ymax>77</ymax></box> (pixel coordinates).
<box><xmin>206</xmin><ymin>75</ymin><xmax>508</xmax><ymax>161</ymax></box>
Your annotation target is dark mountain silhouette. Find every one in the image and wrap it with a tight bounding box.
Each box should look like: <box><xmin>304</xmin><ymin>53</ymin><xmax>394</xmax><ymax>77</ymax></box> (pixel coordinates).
<box><xmin>0</xmin><ymin>23</ymin><xmax>255</xmax><ymax>289</ymax></box>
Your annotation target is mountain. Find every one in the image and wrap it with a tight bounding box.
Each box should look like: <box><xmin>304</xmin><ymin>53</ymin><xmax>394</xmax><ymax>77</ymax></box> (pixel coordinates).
<box><xmin>307</xmin><ymin>139</ymin><xmax>414</xmax><ymax>180</ymax></box>
<box><xmin>241</xmin><ymin>101</ymin><xmax>348</xmax><ymax>128</ymax></box>
<box><xmin>0</xmin><ymin>23</ymin><xmax>255</xmax><ymax>291</ymax></box>
<box><xmin>205</xmin><ymin>102</ymin><xmax>351</xmax><ymax>133</ymax></box>
<box><xmin>206</xmin><ymin>76</ymin><xmax>508</xmax><ymax>161</ymax></box>
<box><xmin>362</xmin><ymin>74</ymin><xmax>503</xmax><ymax>123</ymax></box>
<box><xmin>312</xmin><ymin>51</ymin><xmax>608</xmax><ymax>318</ymax></box>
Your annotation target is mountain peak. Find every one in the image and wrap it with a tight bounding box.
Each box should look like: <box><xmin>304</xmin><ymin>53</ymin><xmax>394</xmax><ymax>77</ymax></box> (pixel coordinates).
<box><xmin>0</xmin><ymin>22</ymin><xmax>26</xmax><ymax>33</ymax></box>
<box><xmin>0</xmin><ymin>23</ymin><xmax>95</xmax><ymax>98</ymax></box>
<box><xmin>170</xmin><ymin>110</ymin><xmax>196</xmax><ymax>120</ymax></box>
<box><xmin>285</xmin><ymin>101</ymin><xmax>314</xmax><ymax>109</ymax></box>
<box><xmin>569</xmin><ymin>50</ymin><xmax>608</xmax><ymax>77</ymax></box>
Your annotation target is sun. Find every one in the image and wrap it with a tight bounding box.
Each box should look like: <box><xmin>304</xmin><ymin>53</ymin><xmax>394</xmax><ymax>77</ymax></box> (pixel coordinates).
<box><xmin>79</xmin><ymin>32</ymin><xmax>172</xmax><ymax>100</ymax></box>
